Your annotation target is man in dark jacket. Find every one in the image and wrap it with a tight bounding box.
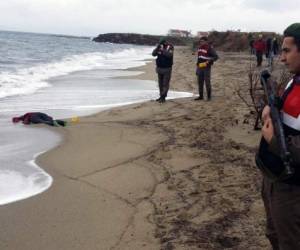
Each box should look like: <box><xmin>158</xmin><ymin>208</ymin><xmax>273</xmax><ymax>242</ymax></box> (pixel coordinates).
<box><xmin>256</xmin><ymin>23</ymin><xmax>300</xmax><ymax>250</ymax></box>
<box><xmin>152</xmin><ymin>38</ymin><xmax>174</xmax><ymax>103</ymax></box>
<box><xmin>249</xmin><ymin>39</ymin><xmax>255</xmax><ymax>55</ymax></box>
<box><xmin>266</xmin><ymin>37</ymin><xmax>280</xmax><ymax>67</ymax></box>
<box><xmin>195</xmin><ymin>36</ymin><xmax>218</xmax><ymax>101</ymax></box>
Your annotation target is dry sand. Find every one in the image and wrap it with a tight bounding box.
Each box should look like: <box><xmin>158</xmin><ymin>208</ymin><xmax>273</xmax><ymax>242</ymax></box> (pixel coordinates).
<box><xmin>0</xmin><ymin>47</ymin><xmax>271</xmax><ymax>250</ymax></box>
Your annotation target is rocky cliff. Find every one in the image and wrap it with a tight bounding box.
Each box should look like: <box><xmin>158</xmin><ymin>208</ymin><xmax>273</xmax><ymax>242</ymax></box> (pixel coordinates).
<box><xmin>93</xmin><ymin>32</ymin><xmax>281</xmax><ymax>52</ymax></box>
<box><xmin>92</xmin><ymin>33</ymin><xmax>191</xmax><ymax>46</ymax></box>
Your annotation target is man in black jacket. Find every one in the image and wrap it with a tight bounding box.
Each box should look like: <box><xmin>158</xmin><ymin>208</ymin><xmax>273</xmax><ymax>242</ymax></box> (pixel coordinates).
<box><xmin>266</xmin><ymin>37</ymin><xmax>280</xmax><ymax>67</ymax></box>
<box><xmin>257</xmin><ymin>23</ymin><xmax>300</xmax><ymax>250</ymax></box>
<box><xmin>152</xmin><ymin>38</ymin><xmax>174</xmax><ymax>103</ymax></box>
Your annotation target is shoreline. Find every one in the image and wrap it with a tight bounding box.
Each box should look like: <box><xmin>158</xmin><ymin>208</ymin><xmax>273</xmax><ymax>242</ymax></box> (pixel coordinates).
<box><xmin>0</xmin><ymin>47</ymin><xmax>269</xmax><ymax>249</ymax></box>
<box><xmin>0</xmin><ymin>56</ymin><xmax>193</xmax><ymax>206</ymax></box>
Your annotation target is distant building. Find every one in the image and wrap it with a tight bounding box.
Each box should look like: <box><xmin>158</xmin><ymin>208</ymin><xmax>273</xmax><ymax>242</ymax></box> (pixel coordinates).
<box><xmin>196</xmin><ymin>31</ymin><xmax>210</xmax><ymax>38</ymax></box>
<box><xmin>168</xmin><ymin>29</ymin><xmax>191</xmax><ymax>38</ymax></box>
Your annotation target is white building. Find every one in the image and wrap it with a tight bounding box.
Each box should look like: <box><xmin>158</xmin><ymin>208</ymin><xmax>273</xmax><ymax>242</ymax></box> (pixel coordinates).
<box><xmin>168</xmin><ymin>29</ymin><xmax>191</xmax><ymax>38</ymax></box>
<box><xmin>196</xmin><ymin>31</ymin><xmax>210</xmax><ymax>38</ymax></box>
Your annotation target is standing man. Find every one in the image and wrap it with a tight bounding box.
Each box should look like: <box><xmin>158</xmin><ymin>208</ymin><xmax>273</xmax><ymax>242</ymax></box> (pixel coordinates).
<box><xmin>152</xmin><ymin>38</ymin><xmax>174</xmax><ymax>103</ymax></box>
<box><xmin>195</xmin><ymin>36</ymin><xmax>218</xmax><ymax>101</ymax></box>
<box><xmin>254</xmin><ymin>34</ymin><xmax>266</xmax><ymax>67</ymax></box>
<box><xmin>273</xmin><ymin>37</ymin><xmax>279</xmax><ymax>56</ymax></box>
<box><xmin>266</xmin><ymin>36</ymin><xmax>279</xmax><ymax>67</ymax></box>
<box><xmin>266</xmin><ymin>37</ymin><xmax>274</xmax><ymax>67</ymax></box>
<box><xmin>256</xmin><ymin>23</ymin><xmax>300</xmax><ymax>250</ymax></box>
<box><xmin>249</xmin><ymin>38</ymin><xmax>255</xmax><ymax>55</ymax></box>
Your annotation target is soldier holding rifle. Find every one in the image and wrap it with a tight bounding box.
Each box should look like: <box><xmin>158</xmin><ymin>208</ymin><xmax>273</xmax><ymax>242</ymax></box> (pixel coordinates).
<box><xmin>256</xmin><ymin>23</ymin><xmax>300</xmax><ymax>250</ymax></box>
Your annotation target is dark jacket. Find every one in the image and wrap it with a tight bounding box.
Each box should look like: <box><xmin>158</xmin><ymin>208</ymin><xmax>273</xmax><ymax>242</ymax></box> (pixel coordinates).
<box><xmin>257</xmin><ymin>76</ymin><xmax>300</xmax><ymax>183</ymax></box>
<box><xmin>152</xmin><ymin>43</ymin><xmax>174</xmax><ymax>68</ymax></box>
<box><xmin>266</xmin><ymin>38</ymin><xmax>279</xmax><ymax>57</ymax></box>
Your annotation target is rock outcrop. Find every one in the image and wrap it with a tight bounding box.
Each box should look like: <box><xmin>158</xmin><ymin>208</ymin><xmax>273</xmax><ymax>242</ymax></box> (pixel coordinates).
<box><xmin>93</xmin><ymin>33</ymin><xmax>191</xmax><ymax>46</ymax></box>
<box><xmin>93</xmin><ymin>31</ymin><xmax>281</xmax><ymax>52</ymax></box>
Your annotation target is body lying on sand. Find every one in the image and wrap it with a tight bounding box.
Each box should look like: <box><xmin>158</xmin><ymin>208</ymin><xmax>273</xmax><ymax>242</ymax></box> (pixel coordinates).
<box><xmin>12</xmin><ymin>112</ymin><xmax>67</xmax><ymax>127</ymax></box>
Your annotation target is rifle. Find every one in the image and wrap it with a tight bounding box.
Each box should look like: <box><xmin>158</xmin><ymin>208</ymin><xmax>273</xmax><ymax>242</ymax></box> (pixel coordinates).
<box><xmin>260</xmin><ymin>70</ymin><xmax>294</xmax><ymax>179</ymax></box>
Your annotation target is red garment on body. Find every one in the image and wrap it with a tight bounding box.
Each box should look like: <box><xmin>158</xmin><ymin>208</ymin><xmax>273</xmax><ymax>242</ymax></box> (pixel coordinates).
<box><xmin>21</xmin><ymin>113</ymin><xmax>33</xmax><ymax>124</ymax></box>
<box><xmin>254</xmin><ymin>39</ymin><xmax>266</xmax><ymax>53</ymax></box>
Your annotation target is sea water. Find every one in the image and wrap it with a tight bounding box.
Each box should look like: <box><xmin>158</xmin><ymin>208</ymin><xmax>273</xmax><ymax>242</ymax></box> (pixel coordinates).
<box><xmin>0</xmin><ymin>31</ymin><xmax>192</xmax><ymax>205</ymax></box>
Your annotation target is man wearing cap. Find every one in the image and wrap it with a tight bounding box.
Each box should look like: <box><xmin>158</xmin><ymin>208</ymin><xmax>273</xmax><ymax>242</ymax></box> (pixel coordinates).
<box><xmin>254</xmin><ymin>34</ymin><xmax>266</xmax><ymax>67</ymax></box>
<box><xmin>256</xmin><ymin>23</ymin><xmax>300</xmax><ymax>249</ymax></box>
<box><xmin>152</xmin><ymin>38</ymin><xmax>174</xmax><ymax>103</ymax></box>
<box><xmin>195</xmin><ymin>36</ymin><xmax>218</xmax><ymax>101</ymax></box>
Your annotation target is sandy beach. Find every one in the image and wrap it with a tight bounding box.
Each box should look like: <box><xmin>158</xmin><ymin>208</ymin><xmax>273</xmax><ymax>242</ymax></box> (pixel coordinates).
<box><xmin>0</xmin><ymin>47</ymin><xmax>271</xmax><ymax>250</ymax></box>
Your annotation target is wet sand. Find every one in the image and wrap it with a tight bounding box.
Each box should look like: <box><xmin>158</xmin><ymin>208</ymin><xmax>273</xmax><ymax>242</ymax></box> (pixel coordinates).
<box><xmin>0</xmin><ymin>47</ymin><xmax>271</xmax><ymax>250</ymax></box>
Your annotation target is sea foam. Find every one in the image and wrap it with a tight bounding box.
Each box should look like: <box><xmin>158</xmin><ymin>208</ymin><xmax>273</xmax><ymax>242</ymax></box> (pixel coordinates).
<box><xmin>0</xmin><ymin>47</ymin><xmax>153</xmax><ymax>99</ymax></box>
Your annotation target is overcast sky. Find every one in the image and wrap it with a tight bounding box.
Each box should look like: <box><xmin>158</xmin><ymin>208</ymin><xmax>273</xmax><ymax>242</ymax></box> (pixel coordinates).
<box><xmin>0</xmin><ymin>0</ymin><xmax>299</xmax><ymax>36</ymax></box>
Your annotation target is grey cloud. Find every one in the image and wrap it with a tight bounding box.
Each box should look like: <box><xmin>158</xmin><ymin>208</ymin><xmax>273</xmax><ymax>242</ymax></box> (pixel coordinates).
<box><xmin>0</xmin><ymin>0</ymin><xmax>299</xmax><ymax>36</ymax></box>
<box><xmin>242</xmin><ymin>0</ymin><xmax>299</xmax><ymax>12</ymax></box>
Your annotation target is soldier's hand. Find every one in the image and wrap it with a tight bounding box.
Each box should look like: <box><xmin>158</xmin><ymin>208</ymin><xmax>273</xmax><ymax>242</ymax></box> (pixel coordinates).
<box><xmin>262</xmin><ymin>117</ymin><xmax>274</xmax><ymax>143</ymax></box>
<box><xmin>262</xmin><ymin>105</ymin><xmax>271</xmax><ymax>123</ymax></box>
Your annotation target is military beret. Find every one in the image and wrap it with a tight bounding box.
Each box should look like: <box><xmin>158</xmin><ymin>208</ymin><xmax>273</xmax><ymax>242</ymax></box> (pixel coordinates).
<box><xmin>284</xmin><ymin>23</ymin><xmax>300</xmax><ymax>39</ymax></box>
<box><xmin>199</xmin><ymin>36</ymin><xmax>208</xmax><ymax>41</ymax></box>
<box><xmin>159</xmin><ymin>37</ymin><xmax>166</xmax><ymax>44</ymax></box>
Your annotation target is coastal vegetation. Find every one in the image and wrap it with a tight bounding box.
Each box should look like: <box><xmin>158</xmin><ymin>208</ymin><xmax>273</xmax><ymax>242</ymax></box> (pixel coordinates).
<box><xmin>93</xmin><ymin>31</ymin><xmax>281</xmax><ymax>52</ymax></box>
